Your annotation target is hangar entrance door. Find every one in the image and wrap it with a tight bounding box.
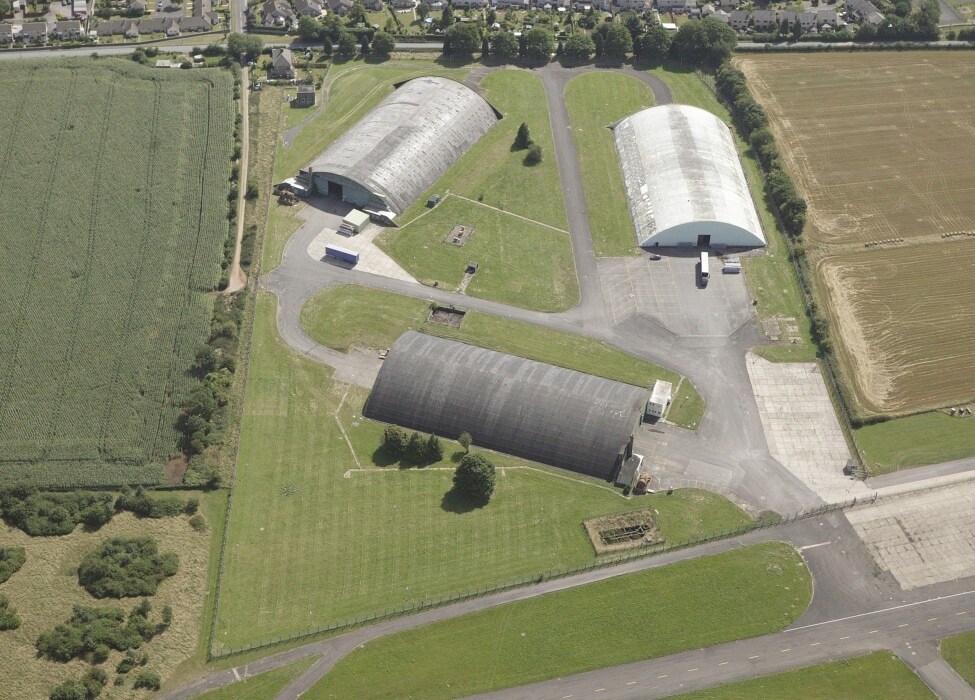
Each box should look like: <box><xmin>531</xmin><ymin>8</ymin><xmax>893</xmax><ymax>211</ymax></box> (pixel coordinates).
<box><xmin>697</xmin><ymin>234</ymin><xmax>711</xmax><ymax>248</ymax></box>
<box><xmin>328</xmin><ymin>180</ymin><xmax>343</xmax><ymax>199</ymax></box>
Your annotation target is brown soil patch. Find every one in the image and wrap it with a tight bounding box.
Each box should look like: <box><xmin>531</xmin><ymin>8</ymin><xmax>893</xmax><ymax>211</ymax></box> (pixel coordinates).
<box><xmin>584</xmin><ymin>508</ymin><xmax>664</xmax><ymax>555</ymax></box>
<box><xmin>164</xmin><ymin>454</ymin><xmax>189</xmax><ymax>485</ymax></box>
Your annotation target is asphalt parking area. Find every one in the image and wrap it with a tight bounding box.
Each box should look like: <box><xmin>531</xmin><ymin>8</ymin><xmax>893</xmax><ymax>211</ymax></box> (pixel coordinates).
<box><xmin>598</xmin><ymin>251</ymin><xmax>754</xmax><ymax>337</ymax></box>
<box><xmin>847</xmin><ymin>481</ymin><xmax>975</xmax><ymax>590</ymax></box>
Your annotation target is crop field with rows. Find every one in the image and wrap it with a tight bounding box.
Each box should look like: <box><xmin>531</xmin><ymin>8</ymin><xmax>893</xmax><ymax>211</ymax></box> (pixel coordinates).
<box><xmin>0</xmin><ymin>59</ymin><xmax>234</xmax><ymax>486</ymax></box>
<box><xmin>739</xmin><ymin>53</ymin><xmax>975</xmax><ymax>417</ymax></box>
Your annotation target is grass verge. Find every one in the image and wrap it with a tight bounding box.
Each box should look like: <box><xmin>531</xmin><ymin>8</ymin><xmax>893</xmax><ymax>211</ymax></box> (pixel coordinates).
<box><xmin>300</xmin><ymin>285</ymin><xmax>697</xmax><ymax>392</ymax></box>
<box><xmin>213</xmin><ymin>294</ymin><xmax>733</xmax><ymax>651</ymax></box>
<box><xmin>564</xmin><ymin>72</ymin><xmax>654</xmax><ymax>257</ymax></box>
<box><xmin>303</xmin><ymin>542</ymin><xmax>811</xmax><ymax>700</ymax></box>
<box><xmin>940</xmin><ymin>631</ymin><xmax>975</xmax><ymax>689</ymax></box>
<box><xmin>677</xmin><ymin>652</ymin><xmax>934</xmax><ymax>699</ymax></box>
<box><xmin>856</xmin><ymin>412</ymin><xmax>975</xmax><ymax>475</ymax></box>
<box><xmin>197</xmin><ymin>656</ymin><xmax>318</xmax><ymax>700</ymax></box>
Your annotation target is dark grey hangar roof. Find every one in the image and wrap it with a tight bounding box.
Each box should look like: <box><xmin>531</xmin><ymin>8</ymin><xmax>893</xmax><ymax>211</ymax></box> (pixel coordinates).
<box><xmin>305</xmin><ymin>76</ymin><xmax>497</xmax><ymax>215</ymax></box>
<box><xmin>363</xmin><ymin>332</ymin><xmax>649</xmax><ymax>479</ymax></box>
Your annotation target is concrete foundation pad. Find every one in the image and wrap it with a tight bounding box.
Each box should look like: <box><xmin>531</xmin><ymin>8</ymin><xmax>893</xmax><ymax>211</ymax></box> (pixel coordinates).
<box><xmin>307</xmin><ymin>225</ymin><xmax>418</xmax><ymax>284</ymax></box>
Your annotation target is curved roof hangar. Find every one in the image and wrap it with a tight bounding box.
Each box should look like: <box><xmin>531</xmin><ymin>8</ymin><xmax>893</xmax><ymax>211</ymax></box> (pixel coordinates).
<box><xmin>304</xmin><ymin>76</ymin><xmax>497</xmax><ymax>216</ymax></box>
<box><xmin>363</xmin><ymin>332</ymin><xmax>649</xmax><ymax>480</ymax></box>
<box><xmin>613</xmin><ymin>104</ymin><xmax>765</xmax><ymax>248</ymax></box>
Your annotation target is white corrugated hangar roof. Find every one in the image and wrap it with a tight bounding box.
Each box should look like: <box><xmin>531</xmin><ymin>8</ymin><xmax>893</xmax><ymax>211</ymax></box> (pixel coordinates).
<box><xmin>613</xmin><ymin>104</ymin><xmax>766</xmax><ymax>249</ymax></box>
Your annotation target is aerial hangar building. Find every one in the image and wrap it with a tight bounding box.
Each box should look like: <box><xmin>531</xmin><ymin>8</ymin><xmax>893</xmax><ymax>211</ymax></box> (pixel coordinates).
<box><xmin>363</xmin><ymin>332</ymin><xmax>650</xmax><ymax>480</ymax></box>
<box><xmin>613</xmin><ymin>104</ymin><xmax>766</xmax><ymax>249</ymax></box>
<box><xmin>298</xmin><ymin>76</ymin><xmax>498</xmax><ymax>222</ymax></box>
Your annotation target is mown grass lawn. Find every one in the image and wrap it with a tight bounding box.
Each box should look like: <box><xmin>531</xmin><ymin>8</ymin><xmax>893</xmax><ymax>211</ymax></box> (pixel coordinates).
<box><xmin>940</xmin><ymin>631</ymin><xmax>975</xmax><ymax>688</ymax></box>
<box><xmin>214</xmin><ymin>295</ymin><xmax>736</xmax><ymax>652</ymax></box>
<box><xmin>303</xmin><ymin>542</ymin><xmax>811</xmax><ymax>700</ymax></box>
<box><xmin>564</xmin><ymin>72</ymin><xmax>654</xmax><ymax>257</ymax></box>
<box><xmin>677</xmin><ymin>652</ymin><xmax>934</xmax><ymax>699</ymax></box>
<box><xmin>301</xmin><ymin>285</ymin><xmax>692</xmax><ymax>390</ymax></box>
<box><xmin>379</xmin><ymin>196</ymin><xmax>579</xmax><ymax>312</ymax></box>
<box><xmin>856</xmin><ymin>412</ymin><xmax>975</xmax><ymax>475</ymax></box>
<box><xmin>197</xmin><ymin>656</ymin><xmax>318</xmax><ymax>700</ymax></box>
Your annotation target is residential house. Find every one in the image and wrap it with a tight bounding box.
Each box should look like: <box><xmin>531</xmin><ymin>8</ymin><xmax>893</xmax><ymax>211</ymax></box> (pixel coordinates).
<box><xmin>162</xmin><ymin>16</ymin><xmax>180</xmax><ymax>34</ymax></box>
<box><xmin>0</xmin><ymin>24</ymin><xmax>13</xmax><ymax>43</ymax></box>
<box><xmin>616</xmin><ymin>0</ymin><xmax>649</xmax><ymax>10</ymax></box>
<box><xmin>182</xmin><ymin>16</ymin><xmax>214</xmax><ymax>30</ymax></box>
<box><xmin>123</xmin><ymin>18</ymin><xmax>139</xmax><ymax>37</ymax></box>
<box><xmin>453</xmin><ymin>0</ymin><xmax>488</xmax><ymax>7</ymax></box>
<box><xmin>815</xmin><ymin>9</ymin><xmax>843</xmax><ymax>28</ymax></box>
<box><xmin>20</xmin><ymin>21</ymin><xmax>49</xmax><ymax>43</ymax></box>
<box><xmin>390</xmin><ymin>0</ymin><xmax>413</xmax><ymax>8</ymax></box>
<box><xmin>53</xmin><ymin>19</ymin><xmax>83</xmax><ymax>38</ymax></box>
<box><xmin>362</xmin><ymin>0</ymin><xmax>382</xmax><ymax>10</ymax></box>
<box><xmin>729</xmin><ymin>8</ymin><xmax>748</xmax><ymax>29</ymax></box>
<box><xmin>751</xmin><ymin>9</ymin><xmax>777</xmax><ymax>28</ymax></box>
<box><xmin>778</xmin><ymin>9</ymin><xmax>797</xmax><ymax>27</ymax></box>
<box><xmin>846</xmin><ymin>0</ymin><xmax>884</xmax><ymax>24</ymax></box>
<box><xmin>269</xmin><ymin>47</ymin><xmax>296</xmax><ymax>79</ymax></box>
<box><xmin>326</xmin><ymin>0</ymin><xmax>353</xmax><ymax>14</ymax></box>
<box><xmin>798</xmin><ymin>10</ymin><xmax>816</xmax><ymax>30</ymax></box>
<box><xmin>295</xmin><ymin>84</ymin><xmax>316</xmax><ymax>107</ymax></box>
<box><xmin>711</xmin><ymin>8</ymin><xmax>730</xmax><ymax>22</ymax></box>
<box><xmin>260</xmin><ymin>0</ymin><xmax>296</xmax><ymax>25</ymax></box>
<box><xmin>294</xmin><ymin>0</ymin><xmax>323</xmax><ymax>14</ymax></box>
<box><xmin>130</xmin><ymin>0</ymin><xmax>147</xmax><ymax>13</ymax></box>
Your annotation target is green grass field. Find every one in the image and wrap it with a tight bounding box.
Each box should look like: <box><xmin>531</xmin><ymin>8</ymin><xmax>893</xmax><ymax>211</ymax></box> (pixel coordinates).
<box><xmin>940</xmin><ymin>631</ymin><xmax>975</xmax><ymax>688</ymax></box>
<box><xmin>213</xmin><ymin>294</ymin><xmax>742</xmax><ymax>652</ymax></box>
<box><xmin>856</xmin><ymin>412</ymin><xmax>975</xmax><ymax>475</ymax></box>
<box><xmin>0</xmin><ymin>58</ymin><xmax>234</xmax><ymax>487</ymax></box>
<box><xmin>197</xmin><ymin>657</ymin><xmax>318</xmax><ymax>700</ymax></box>
<box><xmin>380</xmin><ymin>197</ymin><xmax>579</xmax><ymax>312</ymax></box>
<box><xmin>301</xmin><ymin>285</ymin><xmax>689</xmax><ymax>388</ymax></box>
<box><xmin>677</xmin><ymin>652</ymin><xmax>934</xmax><ymax>699</ymax></box>
<box><xmin>379</xmin><ymin>69</ymin><xmax>577</xmax><ymax>311</ymax></box>
<box><xmin>564</xmin><ymin>72</ymin><xmax>654</xmax><ymax>257</ymax></box>
<box><xmin>303</xmin><ymin>542</ymin><xmax>811</xmax><ymax>700</ymax></box>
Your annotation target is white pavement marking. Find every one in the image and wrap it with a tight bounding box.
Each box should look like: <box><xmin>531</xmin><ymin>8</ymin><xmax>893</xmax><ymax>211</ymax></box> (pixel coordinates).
<box><xmin>789</xmin><ymin>589</ymin><xmax>975</xmax><ymax>631</ymax></box>
<box><xmin>746</xmin><ymin>353</ymin><xmax>868</xmax><ymax>503</ymax></box>
<box><xmin>307</xmin><ymin>225</ymin><xmax>418</xmax><ymax>284</ymax></box>
<box><xmin>847</xmin><ymin>481</ymin><xmax>975</xmax><ymax>589</ymax></box>
<box><xmin>799</xmin><ymin>541</ymin><xmax>834</xmax><ymax>551</ymax></box>
<box><xmin>231</xmin><ymin>668</ymin><xmax>241</xmax><ymax>681</ymax></box>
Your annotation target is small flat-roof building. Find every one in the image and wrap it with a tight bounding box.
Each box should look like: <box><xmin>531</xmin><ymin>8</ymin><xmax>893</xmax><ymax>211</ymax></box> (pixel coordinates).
<box><xmin>339</xmin><ymin>209</ymin><xmax>370</xmax><ymax>236</ymax></box>
<box><xmin>613</xmin><ymin>104</ymin><xmax>765</xmax><ymax>249</ymax></box>
<box><xmin>364</xmin><ymin>332</ymin><xmax>650</xmax><ymax>480</ymax></box>
<box><xmin>299</xmin><ymin>77</ymin><xmax>497</xmax><ymax>222</ymax></box>
<box><xmin>294</xmin><ymin>84</ymin><xmax>316</xmax><ymax>107</ymax></box>
<box><xmin>646</xmin><ymin>380</ymin><xmax>673</xmax><ymax>419</ymax></box>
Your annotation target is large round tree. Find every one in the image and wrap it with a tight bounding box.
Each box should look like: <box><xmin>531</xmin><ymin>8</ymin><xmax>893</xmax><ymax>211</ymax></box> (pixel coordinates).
<box><xmin>453</xmin><ymin>453</ymin><xmax>496</xmax><ymax>502</ymax></box>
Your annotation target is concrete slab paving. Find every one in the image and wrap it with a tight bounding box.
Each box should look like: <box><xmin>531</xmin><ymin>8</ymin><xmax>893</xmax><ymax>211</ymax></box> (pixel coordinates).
<box><xmin>307</xmin><ymin>225</ymin><xmax>418</xmax><ymax>284</ymax></box>
<box><xmin>598</xmin><ymin>251</ymin><xmax>753</xmax><ymax>337</ymax></box>
<box><xmin>747</xmin><ymin>353</ymin><xmax>869</xmax><ymax>503</ymax></box>
<box><xmin>847</xmin><ymin>481</ymin><xmax>975</xmax><ymax>590</ymax></box>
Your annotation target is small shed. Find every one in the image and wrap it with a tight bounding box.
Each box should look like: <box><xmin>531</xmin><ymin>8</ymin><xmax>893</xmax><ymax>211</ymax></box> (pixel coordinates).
<box><xmin>294</xmin><ymin>84</ymin><xmax>316</xmax><ymax>107</ymax></box>
<box><xmin>646</xmin><ymin>380</ymin><xmax>673</xmax><ymax>419</ymax></box>
<box><xmin>340</xmin><ymin>209</ymin><xmax>370</xmax><ymax>235</ymax></box>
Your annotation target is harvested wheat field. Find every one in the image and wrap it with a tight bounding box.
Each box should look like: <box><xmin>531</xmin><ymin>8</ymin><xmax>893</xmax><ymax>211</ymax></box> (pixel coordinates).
<box><xmin>739</xmin><ymin>53</ymin><xmax>975</xmax><ymax>246</ymax></box>
<box><xmin>739</xmin><ymin>53</ymin><xmax>975</xmax><ymax>417</ymax></box>
<box><xmin>819</xmin><ymin>241</ymin><xmax>975</xmax><ymax>415</ymax></box>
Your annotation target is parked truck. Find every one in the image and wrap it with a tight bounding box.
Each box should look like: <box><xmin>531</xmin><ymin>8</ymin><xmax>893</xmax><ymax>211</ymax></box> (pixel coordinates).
<box><xmin>325</xmin><ymin>244</ymin><xmax>359</xmax><ymax>265</ymax></box>
<box><xmin>700</xmin><ymin>251</ymin><xmax>710</xmax><ymax>287</ymax></box>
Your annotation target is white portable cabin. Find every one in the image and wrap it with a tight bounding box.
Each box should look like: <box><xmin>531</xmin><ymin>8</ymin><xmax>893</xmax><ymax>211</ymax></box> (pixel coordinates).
<box><xmin>646</xmin><ymin>380</ymin><xmax>673</xmax><ymax>419</ymax></box>
<box><xmin>340</xmin><ymin>208</ymin><xmax>370</xmax><ymax>236</ymax></box>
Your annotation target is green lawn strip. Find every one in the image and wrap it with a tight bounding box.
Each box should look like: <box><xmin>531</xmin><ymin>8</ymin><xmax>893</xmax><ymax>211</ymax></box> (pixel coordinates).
<box><xmin>379</xmin><ymin>198</ymin><xmax>579</xmax><ymax>312</ymax></box>
<box><xmin>215</xmin><ymin>294</ymin><xmax>722</xmax><ymax>651</ymax></box>
<box><xmin>666</xmin><ymin>378</ymin><xmax>708</xmax><ymax>430</ymax></box>
<box><xmin>564</xmin><ymin>72</ymin><xmax>654</xmax><ymax>257</ymax></box>
<box><xmin>855</xmin><ymin>413</ymin><xmax>975</xmax><ymax>475</ymax></box>
<box><xmin>197</xmin><ymin>656</ymin><xmax>318</xmax><ymax>700</ymax></box>
<box><xmin>300</xmin><ymin>285</ymin><xmax>687</xmax><ymax>390</ymax></box>
<box><xmin>647</xmin><ymin>64</ymin><xmax>816</xmax><ymax>362</ymax></box>
<box><xmin>396</xmin><ymin>69</ymin><xmax>568</xmax><ymax>229</ymax></box>
<box><xmin>940</xmin><ymin>631</ymin><xmax>975</xmax><ymax>688</ymax></box>
<box><xmin>303</xmin><ymin>542</ymin><xmax>810</xmax><ymax>700</ymax></box>
<box><xmin>676</xmin><ymin>652</ymin><xmax>934</xmax><ymax>699</ymax></box>
<box><xmin>273</xmin><ymin>61</ymin><xmax>469</xmax><ymax>182</ymax></box>
<box><xmin>262</xmin><ymin>194</ymin><xmax>305</xmax><ymax>273</ymax></box>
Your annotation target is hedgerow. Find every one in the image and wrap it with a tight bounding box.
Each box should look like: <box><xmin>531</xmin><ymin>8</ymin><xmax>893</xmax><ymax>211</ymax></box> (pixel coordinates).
<box><xmin>0</xmin><ymin>487</ymin><xmax>113</xmax><ymax>536</ymax></box>
<box><xmin>78</xmin><ymin>537</ymin><xmax>179</xmax><ymax>599</ymax></box>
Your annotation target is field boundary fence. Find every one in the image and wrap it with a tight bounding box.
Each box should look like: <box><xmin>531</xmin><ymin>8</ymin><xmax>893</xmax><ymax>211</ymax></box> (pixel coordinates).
<box><xmin>208</xmin><ymin>494</ymin><xmax>875</xmax><ymax>660</ymax></box>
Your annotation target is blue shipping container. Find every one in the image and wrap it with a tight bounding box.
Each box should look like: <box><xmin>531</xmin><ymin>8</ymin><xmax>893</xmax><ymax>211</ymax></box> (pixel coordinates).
<box><xmin>325</xmin><ymin>244</ymin><xmax>359</xmax><ymax>265</ymax></box>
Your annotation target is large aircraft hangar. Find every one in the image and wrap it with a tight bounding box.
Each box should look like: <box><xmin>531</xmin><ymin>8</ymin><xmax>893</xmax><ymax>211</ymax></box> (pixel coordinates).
<box><xmin>613</xmin><ymin>104</ymin><xmax>766</xmax><ymax>249</ymax></box>
<box><xmin>363</xmin><ymin>332</ymin><xmax>650</xmax><ymax>480</ymax></box>
<box><xmin>298</xmin><ymin>76</ymin><xmax>498</xmax><ymax>221</ymax></box>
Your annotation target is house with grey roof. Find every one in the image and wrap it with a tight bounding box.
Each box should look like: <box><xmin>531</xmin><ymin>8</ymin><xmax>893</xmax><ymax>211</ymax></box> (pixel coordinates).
<box><xmin>53</xmin><ymin>19</ymin><xmax>83</xmax><ymax>38</ymax></box>
<box><xmin>259</xmin><ymin>0</ymin><xmax>295</xmax><ymax>26</ymax></box>
<box><xmin>269</xmin><ymin>47</ymin><xmax>296</xmax><ymax>79</ymax></box>
<box><xmin>326</xmin><ymin>0</ymin><xmax>353</xmax><ymax>14</ymax></box>
<box><xmin>729</xmin><ymin>9</ymin><xmax>749</xmax><ymax>28</ymax></box>
<box><xmin>751</xmin><ymin>9</ymin><xmax>777</xmax><ymax>28</ymax></box>
<box><xmin>294</xmin><ymin>0</ymin><xmax>324</xmax><ymax>16</ymax></box>
<box><xmin>0</xmin><ymin>24</ymin><xmax>14</xmax><ymax>43</ymax></box>
<box><xmin>846</xmin><ymin>0</ymin><xmax>884</xmax><ymax>24</ymax></box>
<box><xmin>20</xmin><ymin>21</ymin><xmax>49</xmax><ymax>43</ymax></box>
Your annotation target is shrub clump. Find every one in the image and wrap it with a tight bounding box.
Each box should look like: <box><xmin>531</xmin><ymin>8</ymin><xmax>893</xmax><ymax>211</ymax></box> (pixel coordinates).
<box><xmin>189</xmin><ymin>514</ymin><xmax>208</xmax><ymax>532</ymax></box>
<box><xmin>382</xmin><ymin>427</ymin><xmax>445</xmax><ymax>465</ymax></box>
<box><xmin>78</xmin><ymin>537</ymin><xmax>179</xmax><ymax>598</ymax></box>
<box><xmin>36</xmin><ymin>601</ymin><xmax>170</xmax><ymax>662</ymax></box>
<box><xmin>133</xmin><ymin>670</ymin><xmax>161</xmax><ymax>691</ymax></box>
<box><xmin>49</xmin><ymin>668</ymin><xmax>108</xmax><ymax>700</ymax></box>
<box><xmin>0</xmin><ymin>546</ymin><xmax>26</xmax><ymax>583</ymax></box>
<box><xmin>115</xmin><ymin>486</ymin><xmax>185</xmax><ymax>519</ymax></box>
<box><xmin>0</xmin><ymin>593</ymin><xmax>21</xmax><ymax>631</ymax></box>
<box><xmin>0</xmin><ymin>486</ymin><xmax>114</xmax><ymax>536</ymax></box>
